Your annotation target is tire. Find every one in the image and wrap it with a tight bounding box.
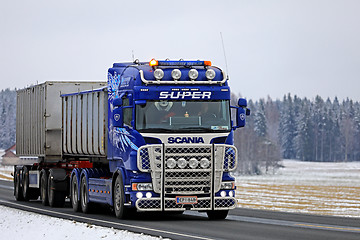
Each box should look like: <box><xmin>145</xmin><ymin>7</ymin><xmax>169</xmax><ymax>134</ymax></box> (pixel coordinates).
<box><xmin>14</xmin><ymin>168</ymin><xmax>24</xmax><ymax>201</ymax></box>
<box><xmin>71</xmin><ymin>174</ymin><xmax>81</xmax><ymax>212</ymax></box>
<box><xmin>80</xmin><ymin>176</ymin><xmax>92</xmax><ymax>213</ymax></box>
<box><xmin>22</xmin><ymin>167</ymin><xmax>39</xmax><ymax>201</ymax></box>
<box><xmin>47</xmin><ymin>170</ymin><xmax>66</xmax><ymax>207</ymax></box>
<box><xmin>40</xmin><ymin>170</ymin><xmax>49</xmax><ymax>206</ymax></box>
<box><xmin>206</xmin><ymin>210</ymin><xmax>229</xmax><ymax>220</ymax></box>
<box><xmin>113</xmin><ymin>174</ymin><xmax>129</xmax><ymax>219</ymax></box>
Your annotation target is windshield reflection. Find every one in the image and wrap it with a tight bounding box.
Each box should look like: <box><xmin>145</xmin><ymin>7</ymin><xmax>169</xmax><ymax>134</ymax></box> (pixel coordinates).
<box><xmin>136</xmin><ymin>100</ymin><xmax>231</xmax><ymax>133</ymax></box>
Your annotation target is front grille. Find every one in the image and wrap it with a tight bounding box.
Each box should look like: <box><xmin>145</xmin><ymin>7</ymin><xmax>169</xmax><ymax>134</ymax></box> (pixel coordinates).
<box><xmin>164</xmin><ymin>145</ymin><xmax>212</xmax><ymax>194</ymax></box>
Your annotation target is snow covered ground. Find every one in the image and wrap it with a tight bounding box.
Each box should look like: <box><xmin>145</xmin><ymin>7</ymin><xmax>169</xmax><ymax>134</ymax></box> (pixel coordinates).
<box><xmin>0</xmin><ymin>158</ymin><xmax>359</xmax><ymax>239</ymax></box>
<box><xmin>236</xmin><ymin>160</ymin><xmax>360</xmax><ymax>218</ymax></box>
<box><xmin>0</xmin><ymin>205</ymin><xmax>167</xmax><ymax>240</ymax></box>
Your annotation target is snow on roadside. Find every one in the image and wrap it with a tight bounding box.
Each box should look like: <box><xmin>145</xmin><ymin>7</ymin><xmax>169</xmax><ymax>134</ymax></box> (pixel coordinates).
<box><xmin>0</xmin><ymin>205</ymin><xmax>169</xmax><ymax>240</ymax></box>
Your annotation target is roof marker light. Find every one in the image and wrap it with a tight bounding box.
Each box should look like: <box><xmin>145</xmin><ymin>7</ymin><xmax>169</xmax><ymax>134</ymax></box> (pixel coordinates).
<box><xmin>204</xmin><ymin>61</ymin><xmax>212</xmax><ymax>66</ymax></box>
<box><xmin>149</xmin><ymin>59</ymin><xmax>158</xmax><ymax>66</ymax></box>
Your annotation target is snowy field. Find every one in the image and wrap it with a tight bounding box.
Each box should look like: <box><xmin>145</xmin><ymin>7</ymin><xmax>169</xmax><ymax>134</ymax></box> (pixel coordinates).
<box><xmin>235</xmin><ymin>160</ymin><xmax>360</xmax><ymax>218</ymax></box>
<box><xmin>0</xmin><ymin>205</ymin><xmax>167</xmax><ymax>240</ymax></box>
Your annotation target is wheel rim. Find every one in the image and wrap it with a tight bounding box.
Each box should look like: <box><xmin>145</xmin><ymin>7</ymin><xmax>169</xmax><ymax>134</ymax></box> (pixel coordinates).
<box><xmin>72</xmin><ymin>178</ymin><xmax>78</xmax><ymax>206</ymax></box>
<box><xmin>81</xmin><ymin>178</ymin><xmax>87</xmax><ymax>208</ymax></box>
<box><xmin>41</xmin><ymin>174</ymin><xmax>46</xmax><ymax>200</ymax></box>
<box><xmin>115</xmin><ymin>183</ymin><xmax>121</xmax><ymax>211</ymax></box>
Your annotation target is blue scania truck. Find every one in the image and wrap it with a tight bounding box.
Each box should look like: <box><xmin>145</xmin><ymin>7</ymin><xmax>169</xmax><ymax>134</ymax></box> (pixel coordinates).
<box><xmin>14</xmin><ymin>59</ymin><xmax>250</xmax><ymax>220</ymax></box>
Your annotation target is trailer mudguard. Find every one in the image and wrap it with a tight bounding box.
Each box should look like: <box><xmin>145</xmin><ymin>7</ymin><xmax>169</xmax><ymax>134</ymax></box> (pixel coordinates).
<box><xmin>49</xmin><ymin>168</ymin><xmax>68</xmax><ymax>192</ymax></box>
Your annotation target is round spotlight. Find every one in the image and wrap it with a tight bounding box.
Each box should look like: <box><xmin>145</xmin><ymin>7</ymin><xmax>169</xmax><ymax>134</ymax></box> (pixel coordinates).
<box><xmin>189</xmin><ymin>158</ymin><xmax>199</xmax><ymax>169</ymax></box>
<box><xmin>220</xmin><ymin>191</ymin><xmax>226</xmax><ymax>197</ymax></box>
<box><xmin>205</xmin><ymin>69</ymin><xmax>216</xmax><ymax>80</ymax></box>
<box><xmin>229</xmin><ymin>191</ymin><xmax>234</xmax><ymax>197</ymax></box>
<box><xmin>166</xmin><ymin>158</ymin><xmax>176</xmax><ymax>169</ymax></box>
<box><xmin>136</xmin><ymin>192</ymin><xmax>143</xmax><ymax>199</ymax></box>
<box><xmin>177</xmin><ymin>157</ymin><xmax>187</xmax><ymax>169</ymax></box>
<box><xmin>146</xmin><ymin>192</ymin><xmax>152</xmax><ymax>199</ymax></box>
<box><xmin>154</xmin><ymin>69</ymin><xmax>164</xmax><ymax>80</ymax></box>
<box><xmin>200</xmin><ymin>158</ymin><xmax>210</xmax><ymax>169</ymax></box>
<box><xmin>188</xmin><ymin>69</ymin><xmax>198</xmax><ymax>80</ymax></box>
<box><xmin>171</xmin><ymin>69</ymin><xmax>182</xmax><ymax>80</ymax></box>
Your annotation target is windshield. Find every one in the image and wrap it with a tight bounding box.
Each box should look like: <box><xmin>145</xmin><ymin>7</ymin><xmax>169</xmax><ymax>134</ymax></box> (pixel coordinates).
<box><xmin>136</xmin><ymin>100</ymin><xmax>231</xmax><ymax>133</ymax></box>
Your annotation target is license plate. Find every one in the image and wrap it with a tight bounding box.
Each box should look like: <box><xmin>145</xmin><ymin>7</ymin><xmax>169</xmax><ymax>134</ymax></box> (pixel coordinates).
<box><xmin>176</xmin><ymin>196</ymin><xmax>198</xmax><ymax>204</ymax></box>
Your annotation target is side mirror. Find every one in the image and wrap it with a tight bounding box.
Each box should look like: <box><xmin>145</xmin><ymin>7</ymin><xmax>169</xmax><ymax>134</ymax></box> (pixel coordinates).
<box><xmin>113</xmin><ymin>98</ymin><xmax>122</xmax><ymax>107</ymax></box>
<box><xmin>113</xmin><ymin>98</ymin><xmax>123</xmax><ymax>128</ymax></box>
<box><xmin>238</xmin><ymin>98</ymin><xmax>247</xmax><ymax>108</ymax></box>
<box><xmin>236</xmin><ymin>107</ymin><xmax>246</xmax><ymax>128</ymax></box>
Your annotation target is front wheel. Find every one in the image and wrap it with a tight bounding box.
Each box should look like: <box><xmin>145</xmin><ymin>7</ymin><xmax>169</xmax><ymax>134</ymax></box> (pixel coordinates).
<box><xmin>206</xmin><ymin>210</ymin><xmax>229</xmax><ymax>220</ymax></box>
<box><xmin>114</xmin><ymin>174</ymin><xmax>127</xmax><ymax>219</ymax></box>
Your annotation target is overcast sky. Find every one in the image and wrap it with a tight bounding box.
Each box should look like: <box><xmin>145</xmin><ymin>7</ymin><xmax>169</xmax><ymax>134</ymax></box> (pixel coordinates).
<box><xmin>1</xmin><ymin>0</ymin><xmax>359</xmax><ymax>101</ymax></box>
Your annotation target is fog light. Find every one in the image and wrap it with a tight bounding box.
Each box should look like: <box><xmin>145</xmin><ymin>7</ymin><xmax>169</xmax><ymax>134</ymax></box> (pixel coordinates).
<box><xmin>136</xmin><ymin>192</ymin><xmax>143</xmax><ymax>199</ymax></box>
<box><xmin>229</xmin><ymin>191</ymin><xmax>234</xmax><ymax>197</ymax></box>
<box><xmin>146</xmin><ymin>192</ymin><xmax>152</xmax><ymax>198</ymax></box>
<box><xmin>188</xmin><ymin>69</ymin><xmax>198</xmax><ymax>80</ymax></box>
<box><xmin>154</xmin><ymin>69</ymin><xmax>164</xmax><ymax>80</ymax></box>
<box><xmin>205</xmin><ymin>69</ymin><xmax>216</xmax><ymax>80</ymax></box>
<box><xmin>188</xmin><ymin>158</ymin><xmax>198</xmax><ymax>169</ymax></box>
<box><xmin>166</xmin><ymin>158</ymin><xmax>176</xmax><ymax>169</ymax></box>
<box><xmin>200</xmin><ymin>158</ymin><xmax>210</xmax><ymax>169</ymax></box>
<box><xmin>177</xmin><ymin>157</ymin><xmax>187</xmax><ymax>169</ymax></box>
<box><xmin>171</xmin><ymin>69</ymin><xmax>182</xmax><ymax>80</ymax></box>
<box><xmin>220</xmin><ymin>191</ymin><xmax>226</xmax><ymax>197</ymax></box>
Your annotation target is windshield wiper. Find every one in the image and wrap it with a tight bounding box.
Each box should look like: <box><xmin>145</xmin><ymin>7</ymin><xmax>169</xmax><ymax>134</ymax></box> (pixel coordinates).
<box><xmin>180</xmin><ymin>127</ymin><xmax>215</xmax><ymax>133</ymax></box>
<box><xmin>139</xmin><ymin>128</ymin><xmax>175</xmax><ymax>133</ymax></box>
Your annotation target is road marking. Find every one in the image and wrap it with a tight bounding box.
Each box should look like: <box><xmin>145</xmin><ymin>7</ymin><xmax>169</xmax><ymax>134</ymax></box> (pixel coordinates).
<box><xmin>185</xmin><ymin>211</ymin><xmax>360</xmax><ymax>234</ymax></box>
<box><xmin>0</xmin><ymin>200</ymin><xmax>215</xmax><ymax>240</ymax></box>
<box><xmin>296</xmin><ymin>223</ymin><xmax>360</xmax><ymax>232</ymax></box>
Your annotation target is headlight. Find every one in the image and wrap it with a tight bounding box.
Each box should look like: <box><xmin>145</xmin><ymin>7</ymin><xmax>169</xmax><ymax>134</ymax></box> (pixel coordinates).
<box><xmin>188</xmin><ymin>157</ymin><xmax>198</xmax><ymax>169</ymax></box>
<box><xmin>135</xmin><ymin>183</ymin><xmax>153</xmax><ymax>191</ymax></box>
<box><xmin>221</xmin><ymin>182</ymin><xmax>235</xmax><ymax>190</ymax></box>
<box><xmin>171</xmin><ymin>69</ymin><xmax>182</xmax><ymax>80</ymax></box>
<box><xmin>166</xmin><ymin>158</ymin><xmax>176</xmax><ymax>169</ymax></box>
<box><xmin>154</xmin><ymin>69</ymin><xmax>164</xmax><ymax>80</ymax></box>
<box><xmin>220</xmin><ymin>191</ymin><xmax>226</xmax><ymax>197</ymax></box>
<box><xmin>177</xmin><ymin>157</ymin><xmax>187</xmax><ymax>169</ymax></box>
<box><xmin>188</xmin><ymin>69</ymin><xmax>198</xmax><ymax>80</ymax></box>
<box><xmin>205</xmin><ymin>69</ymin><xmax>216</xmax><ymax>80</ymax></box>
<box><xmin>199</xmin><ymin>158</ymin><xmax>210</xmax><ymax>169</ymax></box>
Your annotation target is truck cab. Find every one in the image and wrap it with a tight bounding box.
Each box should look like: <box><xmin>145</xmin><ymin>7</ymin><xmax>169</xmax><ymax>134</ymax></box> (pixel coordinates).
<box><xmin>107</xmin><ymin>59</ymin><xmax>249</xmax><ymax>219</ymax></box>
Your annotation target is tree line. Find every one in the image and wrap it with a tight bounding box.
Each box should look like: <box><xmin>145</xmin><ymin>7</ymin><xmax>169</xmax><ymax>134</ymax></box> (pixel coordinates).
<box><xmin>233</xmin><ymin>93</ymin><xmax>360</xmax><ymax>174</ymax></box>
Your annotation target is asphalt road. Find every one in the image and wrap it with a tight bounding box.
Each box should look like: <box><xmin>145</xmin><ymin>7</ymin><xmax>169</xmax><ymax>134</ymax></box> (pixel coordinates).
<box><xmin>0</xmin><ymin>179</ymin><xmax>359</xmax><ymax>240</ymax></box>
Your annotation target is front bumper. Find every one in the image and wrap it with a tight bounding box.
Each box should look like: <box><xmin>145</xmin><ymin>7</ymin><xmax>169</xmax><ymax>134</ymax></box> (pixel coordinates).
<box><xmin>135</xmin><ymin>196</ymin><xmax>236</xmax><ymax>211</ymax></box>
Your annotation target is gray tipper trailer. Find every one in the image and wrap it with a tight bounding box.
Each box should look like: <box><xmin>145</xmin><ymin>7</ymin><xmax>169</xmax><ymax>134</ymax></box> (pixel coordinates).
<box><xmin>14</xmin><ymin>81</ymin><xmax>107</xmax><ymax>205</ymax></box>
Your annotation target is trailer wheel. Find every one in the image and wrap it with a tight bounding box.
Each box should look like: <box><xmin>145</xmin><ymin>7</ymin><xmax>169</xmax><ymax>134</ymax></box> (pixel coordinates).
<box><xmin>206</xmin><ymin>210</ymin><xmax>229</xmax><ymax>220</ymax></box>
<box><xmin>40</xmin><ymin>170</ymin><xmax>49</xmax><ymax>206</ymax></box>
<box><xmin>71</xmin><ymin>174</ymin><xmax>81</xmax><ymax>212</ymax></box>
<box><xmin>114</xmin><ymin>174</ymin><xmax>128</xmax><ymax>219</ymax></box>
<box><xmin>22</xmin><ymin>167</ymin><xmax>39</xmax><ymax>201</ymax></box>
<box><xmin>80</xmin><ymin>176</ymin><xmax>92</xmax><ymax>213</ymax></box>
<box><xmin>14</xmin><ymin>168</ymin><xmax>24</xmax><ymax>201</ymax></box>
<box><xmin>47</xmin><ymin>171</ymin><xmax>65</xmax><ymax>207</ymax></box>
